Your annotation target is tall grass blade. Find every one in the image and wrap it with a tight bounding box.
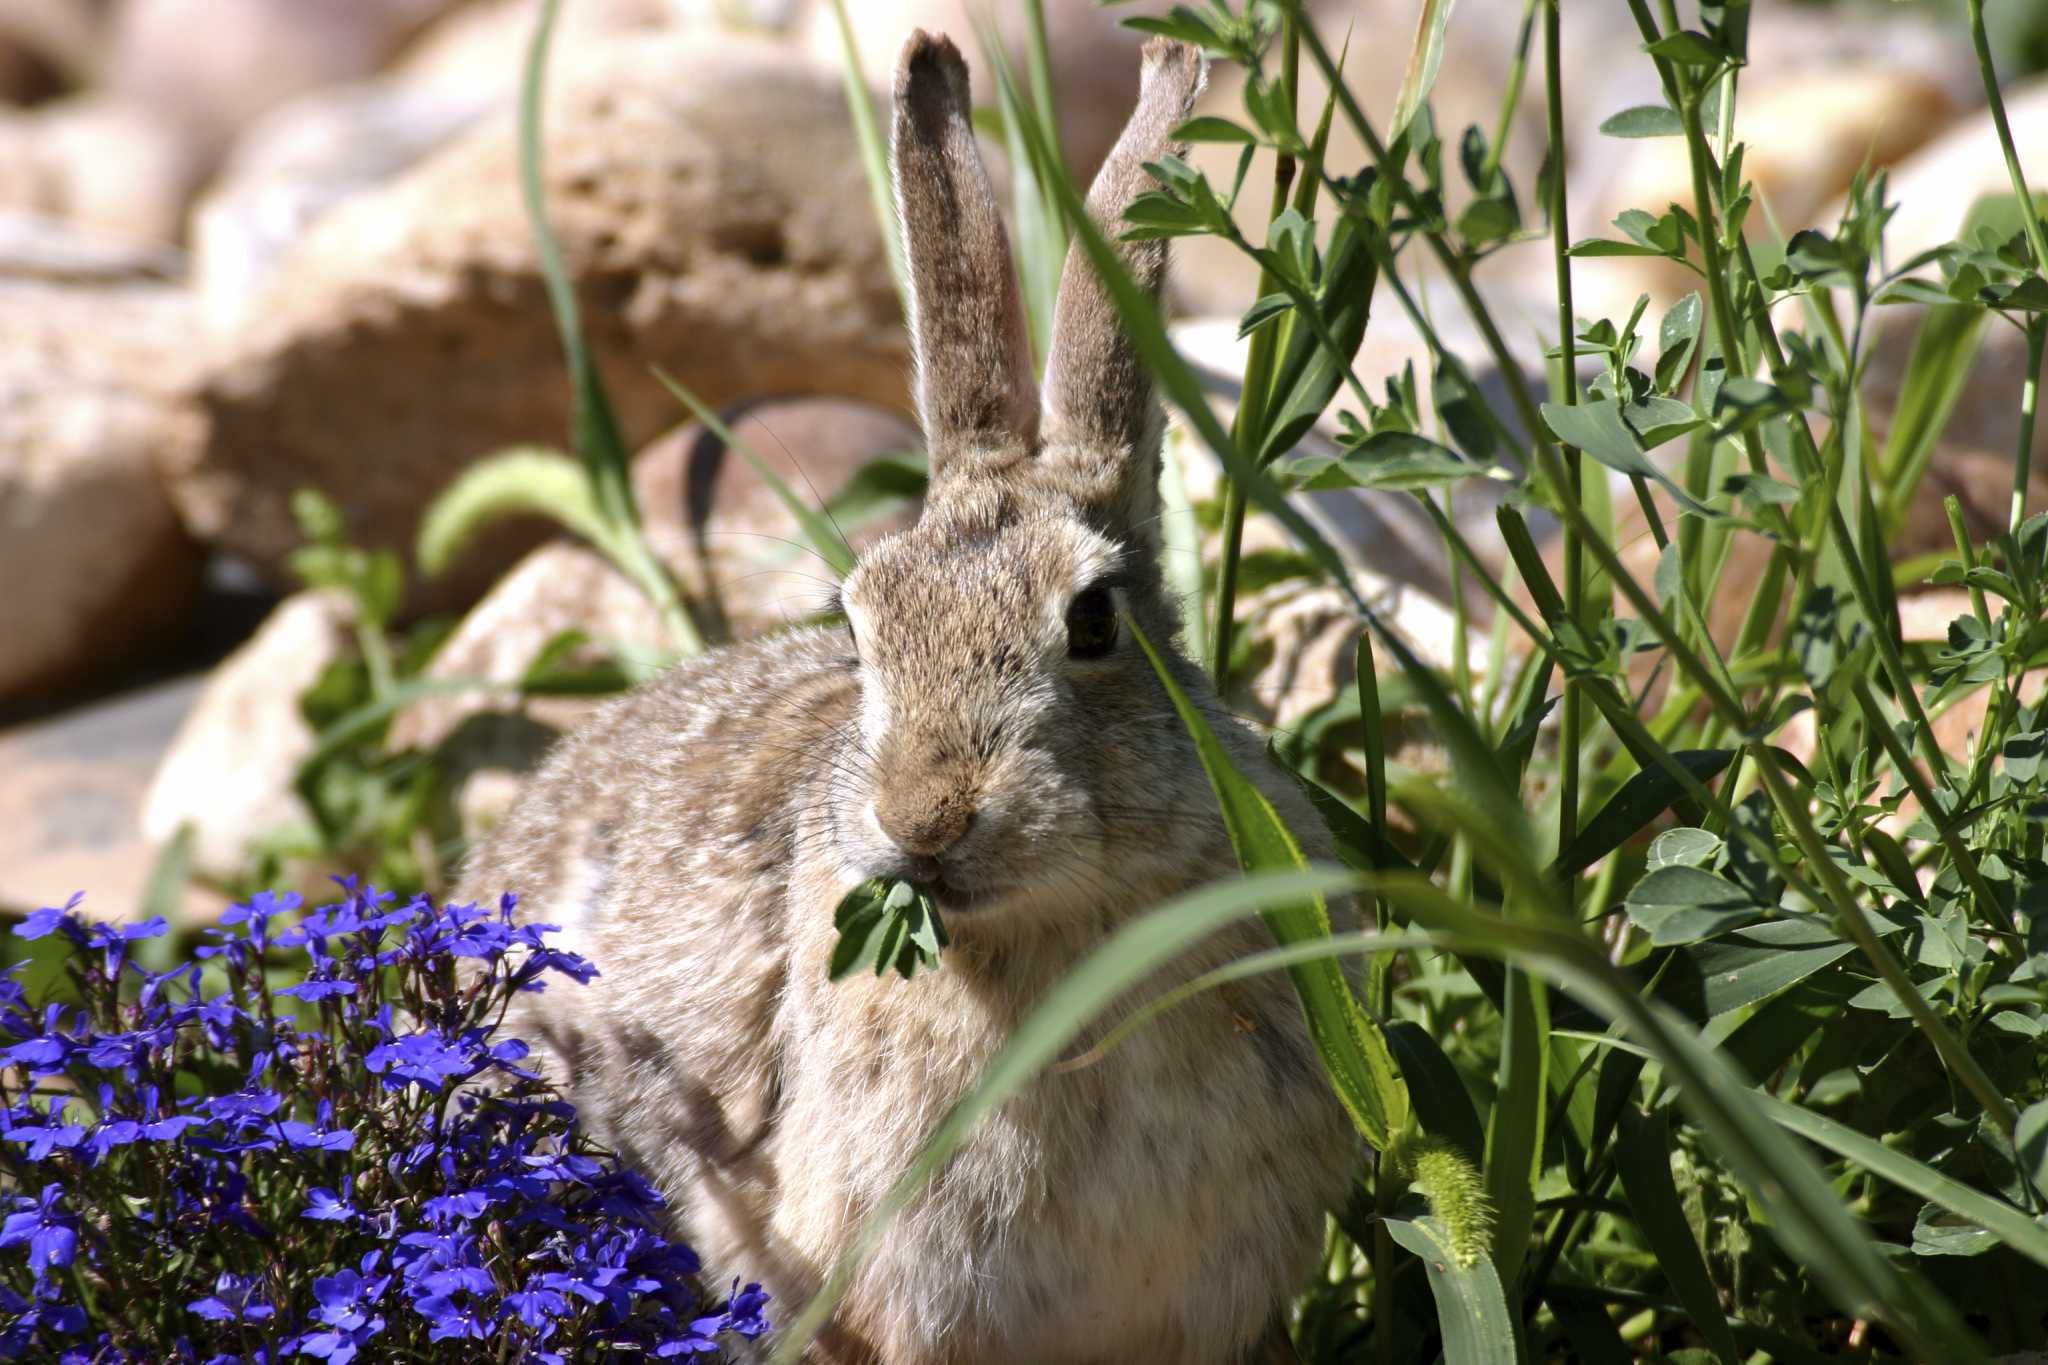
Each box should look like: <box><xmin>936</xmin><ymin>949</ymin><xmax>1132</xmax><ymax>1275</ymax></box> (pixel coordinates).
<box><xmin>823</xmin><ymin>0</ymin><xmax>910</xmax><ymax>315</ymax></box>
<box><xmin>1875</xmin><ymin>303</ymin><xmax>1990</xmax><ymax>534</ymax></box>
<box><xmin>519</xmin><ymin>0</ymin><xmax>701</xmax><ymax>652</ymax></box>
<box><xmin>1132</xmin><ymin>620</ymin><xmax>1409</xmax><ymax>1149</ymax></box>
<box><xmin>1389</xmin><ymin>0</ymin><xmax>1460</xmax><ymax>144</ymax></box>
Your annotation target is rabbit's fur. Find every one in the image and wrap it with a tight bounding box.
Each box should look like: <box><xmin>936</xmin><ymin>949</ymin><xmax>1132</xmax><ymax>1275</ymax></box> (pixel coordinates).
<box><xmin>457</xmin><ymin>31</ymin><xmax>1357</xmax><ymax>1365</ymax></box>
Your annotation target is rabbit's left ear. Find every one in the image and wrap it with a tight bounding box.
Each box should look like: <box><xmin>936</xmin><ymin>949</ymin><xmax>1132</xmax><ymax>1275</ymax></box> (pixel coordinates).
<box><xmin>891</xmin><ymin>30</ymin><xmax>1039</xmax><ymax>490</ymax></box>
<box><xmin>1037</xmin><ymin>38</ymin><xmax>1206</xmax><ymax>540</ymax></box>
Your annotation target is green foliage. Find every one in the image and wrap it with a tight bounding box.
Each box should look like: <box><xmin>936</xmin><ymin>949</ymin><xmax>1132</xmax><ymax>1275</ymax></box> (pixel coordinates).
<box><xmin>828</xmin><ymin>878</ymin><xmax>948</xmax><ymax>982</ymax></box>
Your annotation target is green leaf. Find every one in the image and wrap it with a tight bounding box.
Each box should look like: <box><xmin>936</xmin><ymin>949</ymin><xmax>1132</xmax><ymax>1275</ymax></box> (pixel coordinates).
<box><xmin>1389</xmin><ymin>0</ymin><xmax>1458</xmax><ymax>143</ymax></box>
<box><xmin>1173</xmin><ymin>114</ymin><xmax>1258</xmax><ymax>144</ymax></box>
<box><xmin>1655</xmin><ymin>292</ymin><xmax>1704</xmax><ymax>392</ymax></box>
<box><xmin>1541</xmin><ymin>399</ymin><xmax>1718</xmax><ymax>518</ymax></box>
<box><xmin>1385</xmin><ymin>1215</ymin><xmax>1517</xmax><ymax>1365</ymax></box>
<box><xmin>1386</xmin><ymin>1020</ymin><xmax>1485</xmax><ymax>1165</ymax></box>
<box><xmin>1599</xmin><ymin>104</ymin><xmax>1685</xmax><ymax>138</ymax></box>
<box><xmin>415</xmin><ymin>446</ymin><xmax>609</xmax><ymax>578</ymax></box>
<box><xmin>828</xmin><ymin>878</ymin><xmax>948</xmax><ymax>983</ymax></box>
<box><xmin>2018</xmin><ymin>1100</ymin><xmax>2048</xmax><ymax>1198</ymax></box>
<box><xmin>1615</xmin><ymin>1107</ymin><xmax>1744</xmax><ymax>1365</ymax></box>
<box><xmin>1567</xmin><ymin>237</ymin><xmax>1672</xmax><ymax>259</ymax></box>
<box><xmin>1645</xmin><ymin>30</ymin><xmax>1726</xmax><ymax>67</ymax></box>
<box><xmin>1132</xmin><ymin>621</ymin><xmax>1408</xmax><ymax>1149</ymax></box>
<box><xmin>1624</xmin><ymin>866</ymin><xmax>1766</xmax><ymax>946</ymax></box>
<box><xmin>1290</xmin><ymin>432</ymin><xmax>1491</xmax><ymax>492</ymax></box>
<box><xmin>1689</xmin><ymin>918</ymin><xmax>1858</xmax><ymax>1016</ymax></box>
<box><xmin>1552</xmin><ymin>750</ymin><xmax>1736</xmax><ymax>879</ymax></box>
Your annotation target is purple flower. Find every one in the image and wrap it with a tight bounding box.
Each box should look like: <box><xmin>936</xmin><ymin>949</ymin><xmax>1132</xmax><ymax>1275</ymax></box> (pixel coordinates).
<box><xmin>277</xmin><ymin>1121</ymin><xmax>354</xmax><ymax>1153</ymax></box>
<box><xmin>188</xmin><ymin>1272</ymin><xmax>275</xmax><ymax>1325</ymax></box>
<box><xmin>0</xmin><ymin>1184</ymin><xmax>78</xmax><ymax>1278</ymax></box>
<box><xmin>303</xmin><ymin>1186</ymin><xmax>358</xmax><ymax>1223</ymax></box>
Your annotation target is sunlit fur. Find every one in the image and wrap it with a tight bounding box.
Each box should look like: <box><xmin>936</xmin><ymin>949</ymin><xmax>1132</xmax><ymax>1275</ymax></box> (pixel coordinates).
<box><xmin>458</xmin><ymin>31</ymin><xmax>1357</xmax><ymax>1365</ymax></box>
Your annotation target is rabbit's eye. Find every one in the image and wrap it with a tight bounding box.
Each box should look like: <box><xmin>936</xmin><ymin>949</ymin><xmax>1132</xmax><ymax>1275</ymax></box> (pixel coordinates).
<box><xmin>1065</xmin><ymin>584</ymin><xmax>1118</xmax><ymax>659</ymax></box>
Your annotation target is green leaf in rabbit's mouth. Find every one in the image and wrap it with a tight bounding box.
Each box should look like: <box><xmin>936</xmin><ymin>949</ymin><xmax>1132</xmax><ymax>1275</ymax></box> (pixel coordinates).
<box><xmin>828</xmin><ymin>878</ymin><xmax>949</xmax><ymax>982</ymax></box>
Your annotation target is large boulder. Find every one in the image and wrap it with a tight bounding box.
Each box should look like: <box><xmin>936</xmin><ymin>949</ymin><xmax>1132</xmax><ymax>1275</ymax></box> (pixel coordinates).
<box><xmin>138</xmin><ymin>591</ymin><xmax>353</xmax><ymax>880</ymax></box>
<box><xmin>0</xmin><ymin>274</ymin><xmax>204</xmax><ymax>708</ymax></box>
<box><xmin>162</xmin><ymin>32</ymin><xmax>908</xmax><ymax>607</ymax></box>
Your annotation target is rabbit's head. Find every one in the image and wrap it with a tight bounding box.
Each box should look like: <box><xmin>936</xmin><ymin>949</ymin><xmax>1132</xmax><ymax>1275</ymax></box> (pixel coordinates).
<box><xmin>825</xmin><ymin>31</ymin><xmax>1219</xmax><ymax>927</ymax></box>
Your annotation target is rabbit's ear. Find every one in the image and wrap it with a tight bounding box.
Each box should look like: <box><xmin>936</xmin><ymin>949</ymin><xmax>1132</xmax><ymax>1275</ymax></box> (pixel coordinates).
<box><xmin>1037</xmin><ymin>39</ymin><xmax>1205</xmax><ymax>538</ymax></box>
<box><xmin>891</xmin><ymin>30</ymin><xmax>1039</xmax><ymax>484</ymax></box>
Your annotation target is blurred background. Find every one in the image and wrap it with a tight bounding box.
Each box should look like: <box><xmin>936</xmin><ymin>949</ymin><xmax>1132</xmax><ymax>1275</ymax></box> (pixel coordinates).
<box><xmin>2</xmin><ymin>0</ymin><xmax>2044</xmax><ymax>919</ymax></box>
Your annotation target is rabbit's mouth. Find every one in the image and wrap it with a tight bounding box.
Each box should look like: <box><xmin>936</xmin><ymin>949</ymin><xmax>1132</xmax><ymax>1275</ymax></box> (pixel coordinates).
<box><xmin>925</xmin><ymin>876</ymin><xmax>1001</xmax><ymax>914</ymax></box>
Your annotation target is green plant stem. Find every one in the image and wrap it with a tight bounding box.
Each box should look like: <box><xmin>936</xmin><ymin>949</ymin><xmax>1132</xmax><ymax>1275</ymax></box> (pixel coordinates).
<box><xmin>1209</xmin><ymin>17</ymin><xmax>1301</xmax><ymax>690</ymax></box>
<box><xmin>2013</xmin><ymin>319</ymin><xmax>2046</xmax><ymax>534</ymax></box>
<box><xmin>1478</xmin><ymin>0</ymin><xmax>1540</xmax><ymax>188</ymax></box>
<box><xmin>1967</xmin><ymin>0</ymin><xmax>2048</xmax><ymax>286</ymax></box>
<box><xmin>1545</xmin><ymin>0</ymin><xmax>1584</xmax><ymax>862</ymax></box>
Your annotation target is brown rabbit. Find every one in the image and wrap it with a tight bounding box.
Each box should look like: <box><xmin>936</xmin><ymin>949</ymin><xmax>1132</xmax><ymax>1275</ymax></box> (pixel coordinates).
<box><xmin>456</xmin><ymin>31</ymin><xmax>1357</xmax><ymax>1365</ymax></box>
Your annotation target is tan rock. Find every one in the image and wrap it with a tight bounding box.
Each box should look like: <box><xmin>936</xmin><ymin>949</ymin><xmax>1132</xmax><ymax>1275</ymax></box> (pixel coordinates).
<box><xmin>0</xmin><ymin>97</ymin><xmax>189</xmax><ymax>244</ymax></box>
<box><xmin>109</xmin><ymin>0</ymin><xmax>457</xmax><ymax>175</ymax></box>
<box><xmin>389</xmin><ymin>395</ymin><xmax>919</xmax><ymax>829</ymax></box>
<box><xmin>190</xmin><ymin>80</ymin><xmax>494</xmax><ymax>332</ymax></box>
<box><xmin>139</xmin><ymin>592</ymin><xmax>353</xmax><ymax>881</ymax></box>
<box><xmin>0</xmin><ymin>276</ymin><xmax>204</xmax><ymax>708</ymax></box>
<box><xmin>164</xmin><ymin>32</ymin><xmax>908</xmax><ymax>606</ymax></box>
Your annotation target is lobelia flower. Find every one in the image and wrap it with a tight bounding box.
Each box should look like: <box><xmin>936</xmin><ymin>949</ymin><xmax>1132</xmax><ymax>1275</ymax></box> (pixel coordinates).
<box><xmin>0</xmin><ymin>884</ymin><xmax>766</xmax><ymax>1361</ymax></box>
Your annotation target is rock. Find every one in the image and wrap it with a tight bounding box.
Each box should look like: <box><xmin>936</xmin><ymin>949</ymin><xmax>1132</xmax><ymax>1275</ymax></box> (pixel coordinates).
<box><xmin>0</xmin><ymin>276</ymin><xmax>205</xmax><ymax>708</ymax></box>
<box><xmin>387</xmin><ymin>396</ymin><xmax>919</xmax><ymax>830</ymax></box>
<box><xmin>190</xmin><ymin>80</ymin><xmax>495</xmax><ymax>332</ymax></box>
<box><xmin>108</xmin><ymin>0</ymin><xmax>457</xmax><ymax>177</ymax></box>
<box><xmin>0</xmin><ymin>209</ymin><xmax>184</xmax><ymax>282</ymax></box>
<box><xmin>0</xmin><ymin>97</ymin><xmax>189</xmax><ymax>244</ymax></box>
<box><xmin>139</xmin><ymin>593</ymin><xmax>351</xmax><ymax>884</ymax></box>
<box><xmin>0</xmin><ymin>674</ymin><xmax>222</xmax><ymax>924</ymax></box>
<box><xmin>164</xmin><ymin>32</ymin><xmax>908</xmax><ymax>606</ymax></box>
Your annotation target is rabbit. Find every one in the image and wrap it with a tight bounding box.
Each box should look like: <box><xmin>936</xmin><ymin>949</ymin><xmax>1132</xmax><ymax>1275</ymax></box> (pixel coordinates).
<box><xmin>456</xmin><ymin>30</ymin><xmax>1359</xmax><ymax>1365</ymax></box>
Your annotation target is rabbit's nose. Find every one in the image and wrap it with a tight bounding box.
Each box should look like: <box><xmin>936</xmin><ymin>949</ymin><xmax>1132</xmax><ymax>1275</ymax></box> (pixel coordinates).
<box><xmin>873</xmin><ymin>788</ymin><xmax>977</xmax><ymax>860</ymax></box>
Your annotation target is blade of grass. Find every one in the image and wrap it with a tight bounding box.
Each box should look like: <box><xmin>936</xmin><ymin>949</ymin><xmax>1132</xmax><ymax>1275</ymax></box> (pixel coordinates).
<box><xmin>519</xmin><ymin>0</ymin><xmax>701</xmax><ymax>653</ymax></box>
<box><xmin>1132</xmin><ymin>619</ymin><xmax>1409</xmax><ymax>1149</ymax></box>
<box><xmin>823</xmin><ymin>0</ymin><xmax>909</xmax><ymax>314</ymax></box>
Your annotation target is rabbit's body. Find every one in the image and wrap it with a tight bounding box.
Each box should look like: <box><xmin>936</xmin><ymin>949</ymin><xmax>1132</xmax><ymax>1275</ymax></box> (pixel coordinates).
<box><xmin>460</xmin><ymin>30</ymin><xmax>1358</xmax><ymax>1364</ymax></box>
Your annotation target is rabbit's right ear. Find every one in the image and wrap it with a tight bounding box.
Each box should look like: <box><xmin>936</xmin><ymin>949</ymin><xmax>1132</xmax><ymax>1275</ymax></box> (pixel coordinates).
<box><xmin>891</xmin><ymin>31</ymin><xmax>1038</xmax><ymax>488</ymax></box>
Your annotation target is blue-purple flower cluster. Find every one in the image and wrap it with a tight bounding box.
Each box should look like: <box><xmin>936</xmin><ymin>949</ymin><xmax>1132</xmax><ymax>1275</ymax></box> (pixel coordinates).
<box><xmin>0</xmin><ymin>885</ymin><xmax>767</xmax><ymax>1362</ymax></box>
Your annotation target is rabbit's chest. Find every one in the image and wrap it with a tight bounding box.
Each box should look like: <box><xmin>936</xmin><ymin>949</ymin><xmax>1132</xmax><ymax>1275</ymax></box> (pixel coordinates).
<box><xmin>775</xmin><ymin>975</ymin><xmax>1351</xmax><ymax>1362</ymax></box>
